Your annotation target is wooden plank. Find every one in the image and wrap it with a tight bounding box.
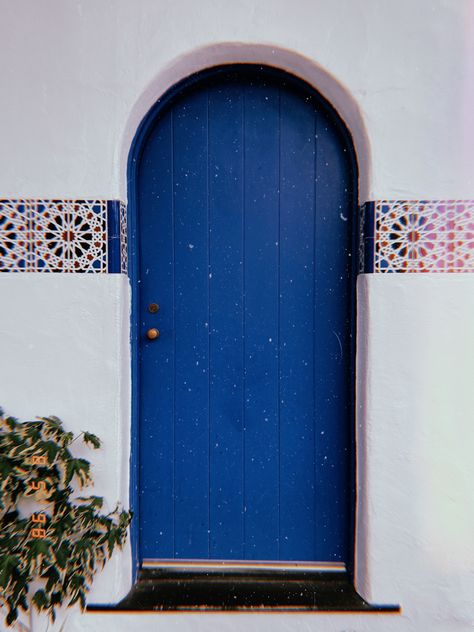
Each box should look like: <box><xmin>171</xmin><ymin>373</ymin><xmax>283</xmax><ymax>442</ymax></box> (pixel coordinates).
<box><xmin>313</xmin><ymin>110</ymin><xmax>353</xmax><ymax>561</ymax></box>
<box><xmin>173</xmin><ymin>89</ymin><xmax>210</xmax><ymax>558</ymax></box>
<box><xmin>243</xmin><ymin>80</ymin><xmax>280</xmax><ymax>560</ymax></box>
<box><xmin>138</xmin><ymin>111</ymin><xmax>175</xmax><ymax>559</ymax></box>
<box><xmin>208</xmin><ymin>81</ymin><xmax>245</xmax><ymax>559</ymax></box>
<box><xmin>279</xmin><ymin>88</ymin><xmax>316</xmax><ymax>560</ymax></box>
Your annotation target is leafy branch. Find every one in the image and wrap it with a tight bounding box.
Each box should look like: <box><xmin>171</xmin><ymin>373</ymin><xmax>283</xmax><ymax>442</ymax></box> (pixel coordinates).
<box><xmin>0</xmin><ymin>409</ymin><xmax>132</xmax><ymax>627</ymax></box>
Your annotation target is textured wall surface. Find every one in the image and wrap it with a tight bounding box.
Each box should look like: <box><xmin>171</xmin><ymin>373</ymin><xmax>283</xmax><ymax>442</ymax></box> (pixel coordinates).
<box><xmin>0</xmin><ymin>0</ymin><xmax>473</xmax><ymax>630</ymax></box>
<box><xmin>0</xmin><ymin>0</ymin><xmax>473</xmax><ymax>201</ymax></box>
<box><xmin>355</xmin><ymin>276</ymin><xmax>474</xmax><ymax>621</ymax></box>
<box><xmin>0</xmin><ymin>275</ymin><xmax>132</xmax><ymax>609</ymax></box>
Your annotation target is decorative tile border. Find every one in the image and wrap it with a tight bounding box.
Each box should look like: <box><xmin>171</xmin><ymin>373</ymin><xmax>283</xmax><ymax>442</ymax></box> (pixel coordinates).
<box><xmin>360</xmin><ymin>200</ymin><xmax>474</xmax><ymax>273</ymax></box>
<box><xmin>0</xmin><ymin>199</ymin><xmax>127</xmax><ymax>273</ymax></box>
<box><xmin>2</xmin><ymin>198</ymin><xmax>473</xmax><ymax>274</ymax></box>
<box><xmin>120</xmin><ymin>201</ymin><xmax>128</xmax><ymax>275</ymax></box>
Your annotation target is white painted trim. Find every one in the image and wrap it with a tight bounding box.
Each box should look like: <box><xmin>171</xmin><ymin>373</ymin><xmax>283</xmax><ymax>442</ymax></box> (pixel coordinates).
<box><xmin>119</xmin><ymin>42</ymin><xmax>371</xmax><ymax>203</ymax></box>
<box><xmin>355</xmin><ymin>275</ymin><xmax>371</xmax><ymax>601</ymax></box>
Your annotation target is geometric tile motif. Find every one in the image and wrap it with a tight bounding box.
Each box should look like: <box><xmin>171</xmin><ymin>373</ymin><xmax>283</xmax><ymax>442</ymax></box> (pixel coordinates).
<box><xmin>34</xmin><ymin>200</ymin><xmax>107</xmax><ymax>272</ymax></box>
<box><xmin>358</xmin><ymin>203</ymin><xmax>366</xmax><ymax>273</ymax></box>
<box><xmin>4</xmin><ymin>197</ymin><xmax>473</xmax><ymax>274</ymax></box>
<box><xmin>119</xmin><ymin>200</ymin><xmax>128</xmax><ymax>275</ymax></box>
<box><xmin>0</xmin><ymin>200</ymin><xmax>35</xmax><ymax>271</ymax></box>
<box><xmin>0</xmin><ymin>199</ymin><xmax>128</xmax><ymax>273</ymax></box>
<box><xmin>373</xmin><ymin>200</ymin><xmax>474</xmax><ymax>272</ymax></box>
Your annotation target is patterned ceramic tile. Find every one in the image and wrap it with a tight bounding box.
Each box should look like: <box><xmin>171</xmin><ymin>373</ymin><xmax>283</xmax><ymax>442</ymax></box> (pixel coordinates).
<box><xmin>358</xmin><ymin>204</ymin><xmax>365</xmax><ymax>273</ymax></box>
<box><xmin>0</xmin><ymin>199</ymin><xmax>127</xmax><ymax>273</ymax></box>
<box><xmin>34</xmin><ymin>200</ymin><xmax>107</xmax><ymax>272</ymax></box>
<box><xmin>120</xmin><ymin>201</ymin><xmax>128</xmax><ymax>275</ymax></box>
<box><xmin>0</xmin><ymin>200</ymin><xmax>34</xmax><ymax>271</ymax></box>
<box><xmin>360</xmin><ymin>200</ymin><xmax>474</xmax><ymax>273</ymax></box>
<box><xmin>5</xmin><ymin>197</ymin><xmax>473</xmax><ymax>274</ymax></box>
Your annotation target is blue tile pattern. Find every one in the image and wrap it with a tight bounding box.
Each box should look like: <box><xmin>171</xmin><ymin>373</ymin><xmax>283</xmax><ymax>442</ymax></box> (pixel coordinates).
<box><xmin>0</xmin><ymin>199</ymin><xmax>127</xmax><ymax>273</ymax></box>
<box><xmin>3</xmin><ymin>198</ymin><xmax>472</xmax><ymax>275</ymax></box>
<box><xmin>360</xmin><ymin>200</ymin><xmax>474</xmax><ymax>273</ymax></box>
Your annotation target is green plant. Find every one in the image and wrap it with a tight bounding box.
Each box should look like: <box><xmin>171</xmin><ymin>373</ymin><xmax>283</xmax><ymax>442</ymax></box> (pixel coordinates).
<box><xmin>0</xmin><ymin>409</ymin><xmax>132</xmax><ymax>627</ymax></box>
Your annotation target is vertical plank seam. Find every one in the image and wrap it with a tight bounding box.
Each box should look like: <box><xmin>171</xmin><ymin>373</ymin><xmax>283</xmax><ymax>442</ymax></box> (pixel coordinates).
<box><xmin>242</xmin><ymin>84</ymin><xmax>246</xmax><ymax>560</ymax></box>
<box><xmin>277</xmin><ymin>88</ymin><xmax>281</xmax><ymax>561</ymax></box>
<box><xmin>171</xmin><ymin>108</ymin><xmax>177</xmax><ymax>558</ymax></box>
<box><xmin>207</xmin><ymin>88</ymin><xmax>211</xmax><ymax>559</ymax></box>
<box><xmin>313</xmin><ymin>108</ymin><xmax>318</xmax><ymax>561</ymax></box>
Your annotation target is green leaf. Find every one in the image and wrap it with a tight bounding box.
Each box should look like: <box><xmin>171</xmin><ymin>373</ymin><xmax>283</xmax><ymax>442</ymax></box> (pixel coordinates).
<box><xmin>51</xmin><ymin>591</ymin><xmax>62</xmax><ymax>606</ymax></box>
<box><xmin>24</xmin><ymin>422</ymin><xmax>42</xmax><ymax>441</ymax></box>
<box><xmin>54</xmin><ymin>543</ymin><xmax>70</xmax><ymax>570</ymax></box>
<box><xmin>26</xmin><ymin>538</ymin><xmax>52</xmax><ymax>562</ymax></box>
<box><xmin>43</xmin><ymin>565</ymin><xmax>60</xmax><ymax>592</ymax></box>
<box><xmin>6</xmin><ymin>606</ymin><xmax>18</xmax><ymax>626</ymax></box>
<box><xmin>32</xmin><ymin>588</ymin><xmax>49</xmax><ymax>611</ymax></box>
<box><xmin>64</xmin><ymin>431</ymin><xmax>75</xmax><ymax>445</ymax></box>
<box><xmin>65</xmin><ymin>458</ymin><xmax>91</xmax><ymax>486</ymax></box>
<box><xmin>18</xmin><ymin>593</ymin><xmax>28</xmax><ymax>611</ymax></box>
<box><xmin>76</xmin><ymin>495</ymin><xmax>104</xmax><ymax>510</ymax></box>
<box><xmin>68</xmin><ymin>592</ymin><xmax>81</xmax><ymax>607</ymax></box>
<box><xmin>107</xmin><ymin>532</ymin><xmax>117</xmax><ymax>555</ymax></box>
<box><xmin>82</xmin><ymin>432</ymin><xmax>101</xmax><ymax>449</ymax></box>
<box><xmin>119</xmin><ymin>509</ymin><xmax>133</xmax><ymax>528</ymax></box>
<box><xmin>0</xmin><ymin>459</ymin><xmax>13</xmax><ymax>478</ymax></box>
<box><xmin>5</xmin><ymin>416</ymin><xmax>18</xmax><ymax>430</ymax></box>
<box><xmin>43</xmin><ymin>440</ymin><xmax>60</xmax><ymax>463</ymax></box>
<box><xmin>0</xmin><ymin>555</ymin><xmax>19</xmax><ymax>588</ymax></box>
<box><xmin>40</xmin><ymin>416</ymin><xmax>62</xmax><ymax>431</ymax></box>
<box><xmin>49</xmin><ymin>605</ymin><xmax>57</xmax><ymax>623</ymax></box>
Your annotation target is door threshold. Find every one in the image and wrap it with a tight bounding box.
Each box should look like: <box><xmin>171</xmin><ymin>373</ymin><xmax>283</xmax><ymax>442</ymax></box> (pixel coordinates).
<box><xmin>87</xmin><ymin>564</ymin><xmax>400</xmax><ymax>613</ymax></box>
<box><xmin>141</xmin><ymin>559</ymin><xmax>346</xmax><ymax>573</ymax></box>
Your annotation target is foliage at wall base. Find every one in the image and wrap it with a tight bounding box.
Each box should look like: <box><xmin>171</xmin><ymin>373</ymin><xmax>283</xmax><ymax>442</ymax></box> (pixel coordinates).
<box><xmin>0</xmin><ymin>410</ymin><xmax>132</xmax><ymax>627</ymax></box>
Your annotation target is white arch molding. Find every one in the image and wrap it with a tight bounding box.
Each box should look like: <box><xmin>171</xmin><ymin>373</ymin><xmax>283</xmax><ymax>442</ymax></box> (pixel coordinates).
<box><xmin>122</xmin><ymin>43</ymin><xmax>373</xmax><ymax>604</ymax></box>
<box><xmin>120</xmin><ymin>42</ymin><xmax>372</xmax><ymax>204</ymax></box>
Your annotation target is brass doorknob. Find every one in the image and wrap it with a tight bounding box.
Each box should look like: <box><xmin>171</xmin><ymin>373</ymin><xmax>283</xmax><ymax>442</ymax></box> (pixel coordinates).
<box><xmin>146</xmin><ymin>328</ymin><xmax>160</xmax><ymax>340</ymax></box>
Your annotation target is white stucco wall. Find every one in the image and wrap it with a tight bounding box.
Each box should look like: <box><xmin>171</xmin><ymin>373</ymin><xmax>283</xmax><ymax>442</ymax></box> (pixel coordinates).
<box><xmin>0</xmin><ymin>275</ymin><xmax>132</xmax><ymax>610</ymax></box>
<box><xmin>1</xmin><ymin>1</ymin><xmax>474</xmax><ymax>631</ymax></box>
<box><xmin>354</xmin><ymin>275</ymin><xmax>474</xmax><ymax>631</ymax></box>
<box><xmin>0</xmin><ymin>0</ymin><xmax>473</xmax><ymax>201</ymax></box>
<box><xmin>1</xmin><ymin>274</ymin><xmax>473</xmax><ymax>631</ymax></box>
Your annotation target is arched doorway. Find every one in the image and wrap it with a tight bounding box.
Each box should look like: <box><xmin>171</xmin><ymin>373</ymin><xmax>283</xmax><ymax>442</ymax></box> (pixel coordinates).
<box><xmin>129</xmin><ymin>65</ymin><xmax>358</xmax><ymax>569</ymax></box>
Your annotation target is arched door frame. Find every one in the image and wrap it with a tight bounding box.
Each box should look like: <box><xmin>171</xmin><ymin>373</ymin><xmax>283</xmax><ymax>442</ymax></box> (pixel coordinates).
<box><xmin>122</xmin><ymin>43</ymin><xmax>370</xmax><ymax>202</ymax></box>
<box><xmin>127</xmin><ymin>62</ymin><xmax>360</xmax><ymax>588</ymax></box>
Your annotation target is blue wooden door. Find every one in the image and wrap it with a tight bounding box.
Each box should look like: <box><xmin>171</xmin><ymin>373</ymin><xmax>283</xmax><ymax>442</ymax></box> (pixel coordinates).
<box><xmin>135</xmin><ymin>67</ymin><xmax>356</xmax><ymax>564</ymax></box>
